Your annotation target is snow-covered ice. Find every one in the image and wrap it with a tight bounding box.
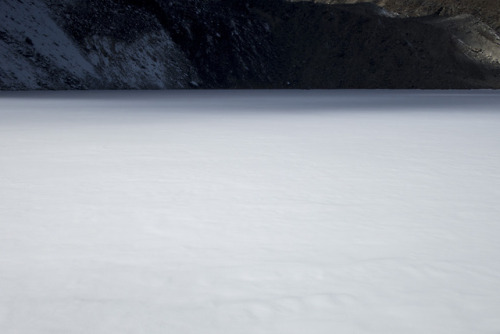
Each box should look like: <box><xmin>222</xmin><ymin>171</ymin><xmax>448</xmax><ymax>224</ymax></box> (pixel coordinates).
<box><xmin>1</xmin><ymin>90</ymin><xmax>500</xmax><ymax>333</ymax></box>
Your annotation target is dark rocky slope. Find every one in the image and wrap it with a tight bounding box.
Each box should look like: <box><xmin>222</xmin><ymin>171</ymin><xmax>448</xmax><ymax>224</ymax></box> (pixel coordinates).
<box><xmin>311</xmin><ymin>0</ymin><xmax>500</xmax><ymax>34</ymax></box>
<box><xmin>1</xmin><ymin>0</ymin><xmax>499</xmax><ymax>89</ymax></box>
<box><xmin>252</xmin><ymin>0</ymin><xmax>500</xmax><ymax>88</ymax></box>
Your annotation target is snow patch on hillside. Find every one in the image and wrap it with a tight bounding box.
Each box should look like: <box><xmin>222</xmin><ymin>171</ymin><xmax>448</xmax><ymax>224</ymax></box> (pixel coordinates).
<box><xmin>0</xmin><ymin>0</ymin><xmax>96</xmax><ymax>88</ymax></box>
<box><xmin>0</xmin><ymin>0</ymin><xmax>198</xmax><ymax>89</ymax></box>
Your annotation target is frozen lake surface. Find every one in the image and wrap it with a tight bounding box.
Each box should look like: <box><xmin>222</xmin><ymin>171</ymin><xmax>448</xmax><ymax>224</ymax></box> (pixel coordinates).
<box><xmin>1</xmin><ymin>90</ymin><xmax>500</xmax><ymax>333</ymax></box>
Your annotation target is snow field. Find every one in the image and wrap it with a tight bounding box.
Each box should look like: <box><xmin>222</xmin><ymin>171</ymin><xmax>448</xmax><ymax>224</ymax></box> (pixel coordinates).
<box><xmin>1</xmin><ymin>90</ymin><xmax>500</xmax><ymax>333</ymax></box>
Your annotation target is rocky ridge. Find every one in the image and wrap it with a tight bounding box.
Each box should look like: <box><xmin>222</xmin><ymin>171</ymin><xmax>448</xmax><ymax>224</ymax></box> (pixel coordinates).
<box><xmin>310</xmin><ymin>0</ymin><xmax>500</xmax><ymax>33</ymax></box>
<box><xmin>1</xmin><ymin>0</ymin><xmax>499</xmax><ymax>89</ymax></box>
